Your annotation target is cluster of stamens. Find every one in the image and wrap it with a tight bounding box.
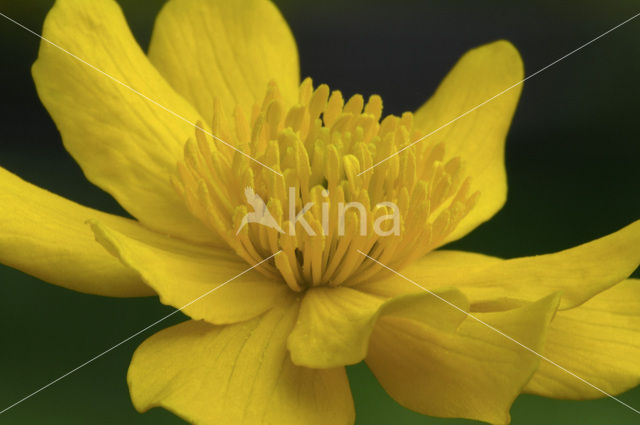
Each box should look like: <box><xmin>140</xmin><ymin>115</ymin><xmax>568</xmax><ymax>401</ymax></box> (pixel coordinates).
<box><xmin>173</xmin><ymin>78</ymin><xmax>478</xmax><ymax>291</ymax></box>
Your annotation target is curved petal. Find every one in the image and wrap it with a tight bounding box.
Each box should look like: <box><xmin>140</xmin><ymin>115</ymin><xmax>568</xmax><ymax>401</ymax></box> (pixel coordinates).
<box><xmin>525</xmin><ymin>279</ymin><xmax>640</xmax><ymax>399</ymax></box>
<box><xmin>148</xmin><ymin>0</ymin><xmax>300</xmax><ymax>119</ymax></box>
<box><xmin>354</xmin><ymin>250</ymin><xmax>498</xmax><ymax>298</ymax></box>
<box><xmin>128</xmin><ymin>297</ymin><xmax>355</xmax><ymax>425</ymax></box>
<box><xmin>32</xmin><ymin>0</ymin><xmax>220</xmax><ymax>246</ymax></box>
<box><xmin>413</xmin><ymin>40</ymin><xmax>524</xmax><ymax>243</ymax></box>
<box><xmin>90</xmin><ymin>220</ymin><xmax>286</xmax><ymax>324</ymax></box>
<box><xmin>287</xmin><ymin>286</ymin><xmax>468</xmax><ymax>368</ymax></box>
<box><xmin>356</xmin><ymin>220</ymin><xmax>640</xmax><ymax>310</ymax></box>
<box><xmin>367</xmin><ymin>293</ymin><xmax>560</xmax><ymax>425</ymax></box>
<box><xmin>0</xmin><ymin>166</ymin><xmax>152</xmax><ymax>297</ymax></box>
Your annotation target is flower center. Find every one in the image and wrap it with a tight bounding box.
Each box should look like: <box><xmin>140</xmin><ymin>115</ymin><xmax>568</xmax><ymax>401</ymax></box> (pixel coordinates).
<box><xmin>174</xmin><ymin>79</ymin><xmax>478</xmax><ymax>291</ymax></box>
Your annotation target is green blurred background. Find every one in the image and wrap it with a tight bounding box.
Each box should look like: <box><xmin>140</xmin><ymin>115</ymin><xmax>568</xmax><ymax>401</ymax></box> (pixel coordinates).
<box><xmin>1</xmin><ymin>0</ymin><xmax>639</xmax><ymax>424</ymax></box>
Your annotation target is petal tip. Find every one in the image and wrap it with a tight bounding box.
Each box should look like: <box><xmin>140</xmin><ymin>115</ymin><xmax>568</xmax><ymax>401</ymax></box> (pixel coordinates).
<box><xmin>467</xmin><ymin>39</ymin><xmax>525</xmax><ymax>82</ymax></box>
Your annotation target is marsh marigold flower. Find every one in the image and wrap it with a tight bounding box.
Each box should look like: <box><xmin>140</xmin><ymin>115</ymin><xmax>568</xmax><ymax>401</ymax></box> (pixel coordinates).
<box><xmin>1</xmin><ymin>0</ymin><xmax>639</xmax><ymax>424</ymax></box>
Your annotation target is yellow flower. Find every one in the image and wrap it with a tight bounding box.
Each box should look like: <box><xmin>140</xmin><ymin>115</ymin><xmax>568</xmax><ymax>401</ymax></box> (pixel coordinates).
<box><xmin>1</xmin><ymin>0</ymin><xmax>638</xmax><ymax>424</ymax></box>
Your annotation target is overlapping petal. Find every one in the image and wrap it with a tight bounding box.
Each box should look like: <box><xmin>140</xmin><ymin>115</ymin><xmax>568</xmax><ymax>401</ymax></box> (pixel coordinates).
<box><xmin>128</xmin><ymin>296</ymin><xmax>355</xmax><ymax>425</ymax></box>
<box><xmin>525</xmin><ymin>279</ymin><xmax>640</xmax><ymax>398</ymax></box>
<box><xmin>0</xmin><ymin>166</ymin><xmax>152</xmax><ymax>297</ymax></box>
<box><xmin>90</xmin><ymin>220</ymin><xmax>287</xmax><ymax>324</ymax></box>
<box><xmin>32</xmin><ymin>0</ymin><xmax>220</xmax><ymax>246</ymax></box>
<box><xmin>148</xmin><ymin>0</ymin><xmax>300</xmax><ymax>119</ymax></box>
<box><xmin>287</xmin><ymin>286</ymin><xmax>468</xmax><ymax>368</ymax></box>
<box><xmin>356</xmin><ymin>220</ymin><xmax>640</xmax><ymax>310</ymax></box>
<box><xmin>367</xmin><ymin>293</ymin><xmax>561</xmax><ymax>425</ymax></box>
<box><xmin>413</xmin><ymin>40</ymin><xmax>524</xmax><ymax>244</ymax></box>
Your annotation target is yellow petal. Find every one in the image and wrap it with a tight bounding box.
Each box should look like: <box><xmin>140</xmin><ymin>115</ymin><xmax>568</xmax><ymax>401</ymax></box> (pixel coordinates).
<box><xmin>128</xmin><ymin>297</ymin><xmax>354</xmax><ymax>425</ymax></box>
<box><xmin>355</xmin><ymin>250</ymin><xmax>498</xmax><ymax>298</ymax></box>
<box><xmin>413</xmin><ymin>40</ymin><xmax>524</xmax><ymax>243</ymax></box>
<box><xmin>367</xmin><ymin>293</ymin><xmax>560</xmax><ymax>425</ymax></box>
<box><xmin>356</xmin><ymin>221</ymin><xmax>640</xmax><ymax>310</ymax></box>
<box><xmin>288</xmin><ymin>286</ymin><xmax>468</xmax><ymax>368</ymax></box>
<box><xmin>149</xmin><ymin>0</ymin><xmax>300</xmax><ymax>119</ymax></box>
<box><xmin>525</xmin><ymin>279</ymin><xmax>640</xmax><ymax>399</ymax></box>
<box><xmin>32</xmin><ymin>0</ymin><xmax>220</xmax><ymax>246</ymax></box>
<box><xmin>90</xmin><ymin>220</ymin><xmax>286</xmax><ymax>324</ymax></box>
<box><xmin>0</xmin><ymin>167</ymin><xmax>153</xmax><ymax>297</ymax></box>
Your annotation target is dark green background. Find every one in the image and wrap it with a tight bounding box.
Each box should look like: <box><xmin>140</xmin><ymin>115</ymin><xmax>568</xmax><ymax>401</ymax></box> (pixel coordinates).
<box><xmin>1</xmin><ymin>0</ymin><xmax>639</xmax><ymax>424</ymax></box>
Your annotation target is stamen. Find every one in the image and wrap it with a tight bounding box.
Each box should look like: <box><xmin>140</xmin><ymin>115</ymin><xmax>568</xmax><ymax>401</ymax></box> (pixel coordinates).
<box><xmin>174</xmin><ymin>78</ymin><xmax>479</xmax><ymax>291</ymax></box>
